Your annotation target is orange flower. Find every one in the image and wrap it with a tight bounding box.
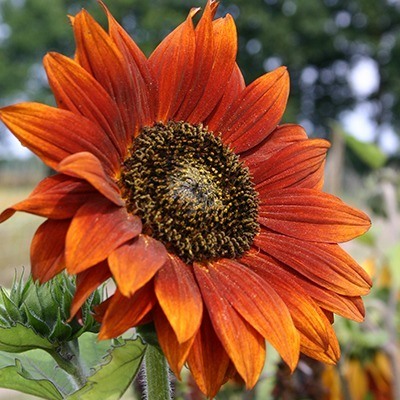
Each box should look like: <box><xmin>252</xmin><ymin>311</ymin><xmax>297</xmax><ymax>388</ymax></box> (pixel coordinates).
<box><xmin>0</xmin><ymin>1</ymin><xmax>371</xmax><ymax>397</ymax></box>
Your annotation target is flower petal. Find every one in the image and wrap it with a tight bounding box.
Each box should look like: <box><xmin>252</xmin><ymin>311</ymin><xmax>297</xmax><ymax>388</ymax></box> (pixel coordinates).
<box><xmin>0</xmin><ymin>174</ymin><xmax>96</xmax><ymax>223</ymax></box>
<box><xmin>66</xmin><ymin>197</ymin><xmax>142</xmax><ymax>273</ymax></box>
<box><xmin>194</xmin><ymin>263</ymin><xmax>266</xmax><ymax>388</ymax></box>
<box><xmin>259</xmin><ymin>188</ymin><xmax>371</xmax><ymax>242</ymax></box>
<box><xmin>98</xmin><ymin>284</ymin><xmax>156</xmax><ymax>340</ymax></box>
<box><xmin>70</xmin><ymin>261</ymin><xmax>111</xmax><ymax>318</ymax></box>
<box><xmin>206</xmin><ymin>63</ymin><xmax>245</xmax><ymax>129</ymax></box>
<box><xmin>0</xmin><ymin>103</ymin><xmax>119</xmax><ymax>174</ymax></box>
<box><xmin>174</xmin><ymin>1</ymin><xmax>214</xmax><ymax>121</ymax></box>
<box><xmin>300</xmin><ymin>332</ymin><xmax>340</xmax><ymax>364</ymax></box>
<box><xmin>101</xmin><ymin>1</ymin><xmax>156</xmax><ymax>125</ymax></box>
<box><xmin>154</xmin><ymin>306</ymin><xmax>195</xmax><ymax>379</ymax></box>
<box><xmin>177</xmin><ymin>5</ymin><xmax>237</xmax><ymax>123</ymax></box>
<box><xmin>209</xmin><ymin>259</ymin><xmax>299</xmax><ymax>371</ymax></box>
<box><xmin>155</xmin><ymin>255</ymin><xmax>203</xmax><ymax>343</ymax></box>
<box><xmin>240</xmin><ymin>251</ymin><xmax>337</xmax><ymax>354</ymax></box>
<box><xmin>109</xmin><ymin>234</ymin><xmax>167</xmax><ymax>297</ymax></box>
<box><xmin>246</xmin><ymin>249</ymin><xmax>365</xmax><ymax>321</ymax></box>
<box><xmin>254</xmin><ymin>231</ymin><xmax>372</xmax><ymax>296</ymax></box>
<box><xmin>30</xmin><ymin>219</ymin><xmax>69</xmax><ymax>283</ymax></box>
<box><xmin>44</xmin><ymin>52</ymin><xmax>126</xmax><ymax>159</ymax></box>
<box><xmin>187</xmin><ymin>311</ymin><xmax>231</xmax><ymax>398</ymax></box>
<box><xmin>73</xmin><ymin>10</ymin><xmax>147</xmax><ymax>139</ymax></box>
<box><xmin>57</xmin><ymin>152</ymin><xmax>123</xmax><ymax>206</ymax></box>
<box><xmin>253</xmin><ymin>139</ymin><xmax>330</xmax><ymax>189</ymax></box>
<box><xmin>241</xmin><ymin>124</ymin><xmax>308</xmax><ymax>170</ymax></box>
<box><xmin>217</xmin><ymin>66</ymin><xmax>290</xmax><ymax>153</ymax></box>
<box><xmin>149</xmin><ymin>8</ymin><xmax>197</xmax><ymax>121</ymax></box>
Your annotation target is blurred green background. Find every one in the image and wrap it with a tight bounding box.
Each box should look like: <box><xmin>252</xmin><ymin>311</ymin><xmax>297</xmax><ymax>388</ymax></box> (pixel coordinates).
<box><xmin>0</xmin><ymin>0</ymin><xmax>399</xmax><ymax>399</ymax></box>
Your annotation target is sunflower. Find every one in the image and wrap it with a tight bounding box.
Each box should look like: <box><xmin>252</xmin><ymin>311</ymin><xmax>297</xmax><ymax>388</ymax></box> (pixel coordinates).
<box><xmin>0</xmin><ymin>1</ymin><xmax>371</xmax><ymax>397</ymax></box>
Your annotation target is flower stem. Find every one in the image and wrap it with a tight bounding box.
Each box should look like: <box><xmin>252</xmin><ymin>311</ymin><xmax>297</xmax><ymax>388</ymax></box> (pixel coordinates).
<box><xmin>143</xmin><ymin>344</ymin><xmax>172</xmax><ymax>400</ymax></box>
<box><xmin>48</xmin><ymin>339</ymin><xmax>86</xmax><ymax>390</ymax></box>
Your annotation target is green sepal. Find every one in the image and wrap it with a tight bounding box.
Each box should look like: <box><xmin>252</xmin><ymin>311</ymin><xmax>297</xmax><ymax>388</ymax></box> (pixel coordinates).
<box><xmin>0</xmin><ymin>287</ymin><xmax>24</xmax><ymax>326</ymax></box>
<box><xmin>48</xmin><ymin>308</ymin><xmax>73</xmax><ymax>343</ymax></box>
<box><xmin>0</xmin><ymin>272</ymin><xmax>102</xmax><ymax>344</ymax></box>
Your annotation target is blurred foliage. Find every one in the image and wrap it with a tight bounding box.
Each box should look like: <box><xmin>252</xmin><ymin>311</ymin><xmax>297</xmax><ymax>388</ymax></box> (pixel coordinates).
<box><xmin>1</xmin><ymin>0</ymin><xmax>400</xmax><ymax>151</ymax></box>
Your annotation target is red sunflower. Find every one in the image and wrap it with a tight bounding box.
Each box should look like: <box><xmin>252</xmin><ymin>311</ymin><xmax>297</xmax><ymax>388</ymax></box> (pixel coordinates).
<box><xmin>0</xmin><ymin>1</ymin><xmax>371</xmax><ymax>397</ymax></box>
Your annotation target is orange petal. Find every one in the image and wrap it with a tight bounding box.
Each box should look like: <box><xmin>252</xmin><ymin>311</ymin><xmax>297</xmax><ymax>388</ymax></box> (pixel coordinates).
<box><xmin>306</xmin><ymin>286</ymin><xmax>365</xmax><ymax>322</ymax></box>
<box><xmin>259</xmin><ymin>188</ymin><xmax>371</xmax><ymax>243</ymax></box>
<box><xmin>253</xmin><ymin>139</ymin><xmax>330</xmax><ymax>189</ymax></box>
<box><xmin>248</xmin><ymin>249</ymin><xmax>366</xmax><ymax>321</ymax></box>
<box><xmin>187</xmin><ymin>311</ymin><xmax>231</xmax><ymax>398</ymax></box>
<box><xmin>154</xmin><ymin>306</ymin><xmax>195</xmax><ymax>379</ymax></box>
<box><xmin>217</xmin><ymin>66</ymin><xmax>289</xmax><ymax>153</ymax></box>
<box><xmin>149</xmin><ymin>8</ymin><xmax>197</xmax><ymax>121</ymax></box>
<box><xmin>177</xmin><ymin>2</ymin><xmax>237</xmax><ymax>122</ymax></box>
<box><xmin>66</xmin><ymin>198</ymin><xmax>142</xmax><ymax>273</ymax></box>
<box><xmin>194</xmin><ymin>263</ymin><xmax>266</xmax><ymax>388</ymax></box>
<box><xmin>92</xmin><ymin>296</ymin><xmax>112</xmax><ymax>323</ymax></box>
<box><xmin>57</xmin><ymin>152</ymin><xmax>123</xmax><ymax>206</ymax></box>
<box><xmin>30</xmin><ymin>219</ymin><xmax>69</xmax><ymax>283</ymax></box>
<box><xmin>300</xmin><ymin>333</ymin><xmax>340</xmax><ymax>364</ymax></box>
<box><xmin>70</xmin><ymin>261</ymin><xmax>111</xmax><ymax>319</ymax></box>
<box><xmin>241</xmin><ymin>251</ymin><xmax>335</xmax><ymax>352</ymax></box>
<box><xmin>108</xmin><ymin>234</ymin><xmax>167</xmax><ymax>297</ymax></box>
<box><xmin>206</xmin><ymin>63</ymin><xmax>245</xmax><ymax>129</ymax></box>
<box><xmin>0</xmin><ymin>174</ymin><xmax>96</xmax><ymax>223</ymax></box>
<box><xmin>0</xmin><ymin>103</ymin><xmax>118</xmax><ymax>174</ymax></box>
<box><xmin>100</xmin><ymin>1</ymin><xmax>156</xmax><ymax>126</ymax></box>
<box><xmin>173</xmin><ymin>1</ymin><xmax>213</xmax><ymax>121</ymax></box>
<box><xmin>155</xmin><ymin>255</ymin><xmax>203</xmax><ymax>343</ymax></box>
<box><xmin>240</xmin><ymin>255</ymin><xmax>341</xmax><ymax>364</ymax></box>
<box><xmin>254</xmin><ymin>231</ymin><xmax>372</xmax><ymax>296</ymax></box>
<box><xmin>98</xmin><ymin>284</ymin><xmax>156</xmax><ymax>339</ymax></box>
<box><xmin>241</xmin><ymin>124</ymin><xmax>308</xmax><ymax>170</ymax></box>
<box><xmin>73</xmin><ymin>10</ymin><xmax>146</xmax><ymax>139</ymax></box>
<box><xmin>186</xmin><ymin>15</ymin><xmax>237</xmax><ymax>123</ymax></box>
<box><xmin>44</xmin><ymin>52</ymin><xmax>126</xmax><ymax>159</ymax></box>
<box><xmin>209</xmin><ymin>259</ymin><xmax>299</xmax><ymax>371</ymax></box>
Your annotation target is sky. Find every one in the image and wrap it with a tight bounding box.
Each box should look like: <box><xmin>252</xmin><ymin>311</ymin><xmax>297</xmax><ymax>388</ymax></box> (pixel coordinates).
<box><xmin>342</xmin><ymin>56</ymin><xmax>400</xmax><ymax>154</ymax></box>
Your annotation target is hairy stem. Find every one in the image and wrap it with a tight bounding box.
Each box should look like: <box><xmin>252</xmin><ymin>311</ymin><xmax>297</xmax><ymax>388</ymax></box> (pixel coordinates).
<box><xmin>48</xmin><ymin>339</ymin><xmax>86</xmax><ymax>390</ymax></box>
<box><xmin>143</xmin><ymin>344</ymin><xmax>172</xmax><ymax>400</ymax></box>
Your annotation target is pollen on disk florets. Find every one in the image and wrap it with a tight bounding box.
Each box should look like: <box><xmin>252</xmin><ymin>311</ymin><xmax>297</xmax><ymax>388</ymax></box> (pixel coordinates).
<box><xmin>120</xmin><ymin>121</ymin><xmax>259</xmax><ymax>264</ymax></box>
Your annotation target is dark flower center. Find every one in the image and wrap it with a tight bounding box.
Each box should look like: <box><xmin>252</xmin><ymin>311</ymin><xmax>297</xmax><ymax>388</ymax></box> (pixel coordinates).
<box><xmin>120</xmin><ymin>121</ymin><xmax>259</xmax><ymax>264</ymax></box>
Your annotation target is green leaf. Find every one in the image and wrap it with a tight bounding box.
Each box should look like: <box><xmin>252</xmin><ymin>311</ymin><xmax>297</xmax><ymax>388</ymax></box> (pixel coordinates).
<box><xmin>0</xmin><ymin>323</ymin><xmax>54</xmax><ymax>353</ymax></box>
<box><xmin>68</xmin><ymin>337</ymin><xmax>147</xmax><ymax>400</ymax></box>
<box><xmin>0</xmin><ymin>333</ymin><xmax>146</xmax><ymax>399</ymax></box>
<box><xmin>0</xmin><ymin>349</ymin><xmax>72</xmax><ymax>399</ymax></box>
<box><xmin>77</xmin><ymin>332</ymin><xmax>113</xmax><ymax>371</ymax></box>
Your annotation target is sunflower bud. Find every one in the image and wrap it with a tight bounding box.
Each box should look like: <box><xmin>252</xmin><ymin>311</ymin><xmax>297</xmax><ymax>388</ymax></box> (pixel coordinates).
<box><xmin>0</xmin><ymin>272</ymin><xmax>101</xmax><ymax>347</ymax></box>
